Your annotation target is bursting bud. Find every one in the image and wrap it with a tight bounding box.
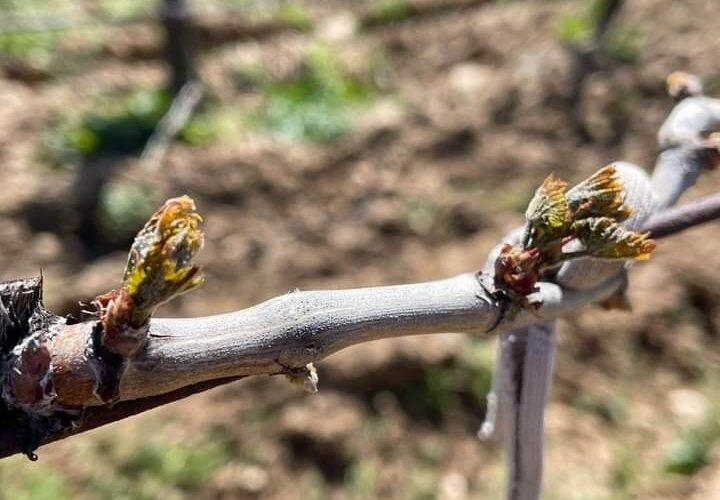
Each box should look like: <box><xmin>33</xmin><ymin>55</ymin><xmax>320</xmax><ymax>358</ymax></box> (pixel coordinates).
<box><xmin>94</xmin><ymin>196</ymin><xmax>204</xmax><ymax>357</ymax></box>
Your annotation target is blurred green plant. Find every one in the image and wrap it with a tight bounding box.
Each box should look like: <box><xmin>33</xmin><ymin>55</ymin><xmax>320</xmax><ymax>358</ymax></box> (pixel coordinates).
<box><xmin>44</xmin><ymin>88</ymin><xmax>218</xmax><ymax>165</ymax></box>
<box><xmin>46</xmin><ymin>89</ymin><xmax>172</xmax><ymax>162</ymax></box>
<box><xmin>409</xmin><ymin>463</ymin><xmax>439</xmax><ymax>500</ymax></box>
<box><xmin>570</xmin><ymin>392</ymin><xmax>626</xmax><ymax>425</ymax></box>
<box><xmin>556</xmin><ymin>11</ymin><xmax>591</xmax><ymax>45</ymax></box>
<box><xmin>275</xmin><ymin>1</ymin><xmax>313</xmax><ymax>31</ymax></box>
<box><xmin>229</xmin><ymin>63</ymin><xmax>267</xmax><ymax>91</ymax></box>
<box><xmin>346</xmin><ymin>459</ymin><xmax>379</xmax><ymax>498</ymax></box>
<box><xmin>217</xmin><ymin>0</ymin><xmax>313</xmax><ymax>29</ymax></box>
<box><xmin>663</xmin><ymin>414</ymin><xmax>720</xmax><ymax>475</ymax></box>
<box><xmin>0</xmin><ymin>460</ymin><xmax>72</xmax><ymax>500</ymax></box>
<box><xmin>253</xmin><ymin>46</ymin><xmax>375</xmax><ymax>142</ymax></box>
<box><xmin>402</xmin><ymin>198</ymin><xmax>441</xmax><ymax>235</ymax></box>
<box><xmin>604</xmin><ymin>26</ymin><xmax>641</xmax><ymax>64</ymax></box>
<box><xmin>609</xmin><ymin>444</ymin><xmax>640</xmax><ymax>491</ymax></box>
<box><xmin>179</xmin><ymin>112</ymin><xmax>222</xmax><ymax>146</ymax></box>
<box><xmin>393</xmin><ymin>340</ymin><xmax>494</xmax><ymax>422</ymax></box>
<box><xmin>0</xmin><ymin>0</ymin><xmax>118</xmax><ymax>65</ymax></box>
<box><xmin>364</xmin><ymin>0</ymin><xmax>413</xmax><ymax>26</ymax></box>
<box><xmin>555</xmin><ymin>0</ymin><xmax>641</xmax><ymax>63</ymax></box>
<box><xmin>120</xmin><ymin>440</ymin><xmax>227</xmax><ymax>490</ymax></box>
<box><xmin>664</xmin><ymin>436</ymin><xmax>709</xmax><ymax>475</ymax></box>
<box><xmin>95</xmin><ymin>0</ymin><xmax>154</xmax><ymax>20</ymax></box>
<box><xmin>97</xmin><ymin>182</ymin><xmax>157</xmax><ymax>246</ymax></box>
<box><xmin>87</xmin><ymin>438</ymin><xmax>231</xmax><ymax>500</ymax></box>
<box><xmin>0</xmin><ymin>31</ymin><xmax>60</xmax><ymax>61</ymax></box>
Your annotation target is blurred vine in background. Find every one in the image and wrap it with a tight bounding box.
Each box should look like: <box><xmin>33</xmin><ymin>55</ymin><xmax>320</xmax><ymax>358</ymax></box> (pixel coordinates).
<box><xmin>43</xmin><ymin>88</ymin><xmax>217</xmax><ymax>167</ymax></box>
<box><xmin>555</xmin><ymin>0</ymin><xmax>640</xmax><ymax>63</ymax></box>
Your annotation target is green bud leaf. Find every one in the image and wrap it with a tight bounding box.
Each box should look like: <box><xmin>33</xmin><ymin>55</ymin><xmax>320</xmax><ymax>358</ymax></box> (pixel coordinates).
<box><xmin>94</xmin><ymin>196</ymin><xmax>204</xmax><ymax>357</ymax></box>
<box><xmin>566</xmin><ymin>165</ymin><xmax>632</xmax><ymax>221</ymax></box>
<box><xmin>571</xmin><ymin>217</ymin><xmax>656</xmax><ymax>261</ymax></box>
<box><xmin>524</xmin><ymin>174</ymin><xmax>571</xmax><ymax>247</ymax></box>
<box><xmin>122</xmin><ymin>195</ymin><xmax>204</xmax><ymax>324</ymax></box>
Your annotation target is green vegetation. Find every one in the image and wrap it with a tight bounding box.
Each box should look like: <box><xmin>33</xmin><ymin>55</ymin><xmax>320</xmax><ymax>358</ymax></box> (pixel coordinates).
<box><xmin>663</xmin><ymin>414</ymin><xmax>720</xmax><ymax>475</ymax></box>
<box><xmin>98</xmin><ymin>182</ymin><xmax>156</xmax><ymax>243</ymax></box>
<box><xmin>609</xmin><ymin>444</ymin><xmax>640</xmax><ymax>492</ymax></box>
<box><xmin>45</xmin><ymin>88</ymin><xmax>218</xmax><ymax>165</ymax></box>
<box><xmin>664</xmin><ymin>437</ymin><xmax>709</xmax><ymax>475</ymax></box>
<box><xmin>47</xmin><ymin>46</ymin><xmax>374</xmax><ymax>161</ymax></box>
<box><xmin>411</xmin><ymin>470</ymin><xmax>440</xmax><ymax>500</ymax></box>
<box><xmin>346</xmin><ymin>459</ymin><xmax>380</xmax><ymax>498</ymax></box>
<box><xmin>253</xmin><ymin>46</ymin><xmax>375</xmax><ymax>143</ymax></box>
<box><xmin>0</xmin><ymin>31</ymin><xmax>61</xmax><ymax>61</ymax></box>
<box><xmin>556</xmin><ymin>11</ymin><xmax>592</xmax><ymax>45</ymax></box>
<box><xmin>570</xmin><ymin>392</ymin><xmax>626</xmax><ymax>425</ymax></box>
<box><xmin>0</xmin><ymin>434</ymin><xmax>232</xmax><ymax>500</ymax></box>
<box><xmin>393</xmin><ymin>340</ymin><xmax>494</xmax><ymax>422</ymax></box>
<box><xmin>89</xmin><ymin>436</ymin><xmax>231</xmax><ymax>499</ymax></box>
<box><xmin>94</xmin><ymin>0</ymin><xmax>154</xmax><ymax>20</ymax></box>
<box><xmin>119</xmin><ymin>440</ymin><xmax>228</xmax><ymax>490</ymax></box>
<box><xmin>179</xmin><ymin>111</ymin><xmax>225</xmax><ymax>146</ymax></box>
<box><xmin>364</xmin><ymin>0</ymin><xmax>413</xmax><ymax>26</ymax></box>
<box><xmin>604</xmin><ymin>26</ymin><xmax>641</xmax><ymax>64</ymax></box>
<box><xmin>0</xmin><ymin>460</ymin><xmax>73</xmax><ymax>500</ymax></box>
<box><xmin>46</xmin><ymin>89</ymin><xmax>172</xmax><ymax>162</ymax></box>
<box><xmin>275</xmin><ymin>2</ymin><xmax>314</xmax><ymax>31</ymax></box>
<box><xmin>555</xmin><ymin>0</ymin><xmax>641</xmax><ymax>63</ymax></box>
<box><xmin>402</xmin><ymin>198</ymin><xmax>441</xmax><ymax>235</ymax></box>
<box><xmin>220</xmin><ymin>0</ymin><xmax>314</xmax><ymax>29</ymax></box>
<box><xmin>229</xmin><ymin>63</ymin><xmax>267</xmax><ymax>91</ymax></box>
<box><xmin>0</xmin><ymin>0</ymin><xmax>124</xmax><ymax>64</ymax></box>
